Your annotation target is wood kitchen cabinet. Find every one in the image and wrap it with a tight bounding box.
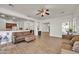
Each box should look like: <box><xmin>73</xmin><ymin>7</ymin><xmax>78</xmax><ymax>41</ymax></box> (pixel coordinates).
<box><xmin>6</xmin><ymin>23</ymin><xmax>17</xmax><ymax>30</ymax></box>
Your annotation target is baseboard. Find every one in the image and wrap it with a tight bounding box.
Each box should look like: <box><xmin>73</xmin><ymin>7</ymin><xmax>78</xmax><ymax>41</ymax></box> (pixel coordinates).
<box><xmin>50</xmin><ymin>36</ymin><xmax>62</xmax><ymax>39</ymax></box>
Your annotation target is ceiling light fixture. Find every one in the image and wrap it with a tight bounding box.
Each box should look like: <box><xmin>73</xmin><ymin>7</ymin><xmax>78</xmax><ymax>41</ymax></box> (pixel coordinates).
<box><xmin>36</xmin><ymin>8</ymin><xmax>50</xmax><ymax>17</ymax></box>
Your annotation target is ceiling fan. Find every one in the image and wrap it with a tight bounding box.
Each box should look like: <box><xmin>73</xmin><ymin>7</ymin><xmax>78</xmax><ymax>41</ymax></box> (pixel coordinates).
<box><xmin>36</xmin><ymin>8</ymin><xmax>50</xmax><ymax>17</ymax></box>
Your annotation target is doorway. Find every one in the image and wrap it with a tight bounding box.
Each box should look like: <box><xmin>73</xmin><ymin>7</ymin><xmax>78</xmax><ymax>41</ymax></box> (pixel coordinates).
<box><xmin>41</xmin><ymin>23</ymin><xmax>50</xmax><ymax>37</ymax></box>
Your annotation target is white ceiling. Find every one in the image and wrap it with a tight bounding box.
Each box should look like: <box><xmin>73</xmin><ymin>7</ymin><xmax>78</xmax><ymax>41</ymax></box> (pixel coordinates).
<box><xmin>0</xmin><ymin>4</ymin><xmax>79</xmax><ymax>20</ymax></box>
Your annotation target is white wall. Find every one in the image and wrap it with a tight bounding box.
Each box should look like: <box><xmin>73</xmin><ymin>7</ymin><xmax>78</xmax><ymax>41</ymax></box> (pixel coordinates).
<box><xmin>74</xmin><ymin>7</ymin><xmax>79</xmax><ymax>35</ymax></box>
<box><xmin>76</xmin><ymin>18</ymin><xmax>79</xmax><ymax>35</ymax></box>
<box><xmin>35</xmin><ymin>20</ymin><xmax>50</xmax><ymax>32</ymax></box>
<box><xmin>0</xmin><ymin>18</ymin><xmax>6</xmax><ymax>31</ymax></box>
<box><xmin>16</xmin><ymin>21</ymin><xmax>34</xmax><ymax>30</ymax></box>
<box><xmin>24</xmin><ymin>21</ymin><xmax>34</xmax><ymax>30</ymax></box>
<box><xmin>36</xmin><ymin>16</ymin><xmax>72</xmax><ymax>37</ymax></box>
<box><xmin>50</xmin><ymin>19</ymin><xmax>62</xmax><ymax>37</ymax></box>
<box><xmin>41</xmin><ymin>23</ymin><xmax>49</xmax><ymax>32</ymax></box>
<box><xmin>16</xmin><ymin>21</ymin><xmax>24</xmax><ymax>30</ymax></box>
<box><xmin>48</xmin><ymin>7</ymin><xmax>79</xmax><ymax>37</ymax></box>
<box><xmin>49</xmin><ymin>16</ymin><xmax>72</xmax><ymax>37</ymax></box>
<box><xmin>34</xmin><ymin>21</ymin><xmax>38</xmax><ymax>36</ymax></box>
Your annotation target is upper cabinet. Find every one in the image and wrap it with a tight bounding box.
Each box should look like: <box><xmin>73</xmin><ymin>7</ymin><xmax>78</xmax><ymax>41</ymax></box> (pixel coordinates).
<box><xmin>6</xmin><ymin>23</ymin><xmax>17</xmax><ymax>31</ymax></box>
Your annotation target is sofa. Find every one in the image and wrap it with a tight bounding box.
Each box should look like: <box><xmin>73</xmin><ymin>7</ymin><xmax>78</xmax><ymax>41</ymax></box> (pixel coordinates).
<box><xmin>61</xmin><ymin>35</ymin><xmax>79</xmax><ymax>54</ymax></box>
<box><xmin>12</xmin><ymin>31</ymin><xmax>35</xmax><ymax>44</ymax></box>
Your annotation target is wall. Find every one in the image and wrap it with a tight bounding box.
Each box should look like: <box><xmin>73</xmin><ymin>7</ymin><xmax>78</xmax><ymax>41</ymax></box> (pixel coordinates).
<box><xmin>76</xmin><ymin>18</ymin><xmax>79</xmax><ymax>35</ymax></box>
<box><xmin>0</xmin><ymin>18</ymin><xmax>35</xmax><ymax>31</ymax></box>
<box><xmin>16</xmin><ymin>21</ymin><xmax>24</xmax><ymax>30</ymax></box>
<box><xmin>33</xmin><ymin>21</ymin><xmax>50</xmax><ymax>36</ymax></box>
<box><xmin>0</xmin><ymin>18</ymin><xmax>17</xmax><ymax>31</ymax></box>
<box><xmin>0</xmin><ymin>18</ymin><xmax>6</xmax><ymax>31</ymax></box>
<box><xmin>41</xmin><ymin>23</ymin><xmax>49</xmax><ymax>32</ymax></box>
<box><xmin>16</xmin><ymin>21</ymin><xmax>34</xmax><ymax>30</ymax></box>
<box><xmin>74</xmin><ymin>7</ymin><xmax>79</xmax><ymax>35</ymax></box>
<box><xmin>24</xmin><ymin>21</ymin><xmax>34</xmax><ymax>30</ymax></box>
<box><xmin>49</xmin><ymin>16</ymin><xmax>72</xmax><ymax>37</ymax></box>
<box><xmin>35</xmin><ymin>20</ymin><xmax>50</xmax><ymax>32</ymax></box>
<box><xmin>34</xmin><ymin>21</ymin><xmax>38</xmax><ymax>36</ymax></box>
<box><xmin>36</xmin><ymin>17</ymin><xmax>72</xmax><ymax>37</ymax></box>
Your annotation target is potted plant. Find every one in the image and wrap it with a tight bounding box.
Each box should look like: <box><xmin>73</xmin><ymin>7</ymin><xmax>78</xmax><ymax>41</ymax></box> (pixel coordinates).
<box><xmin>69</xmin><ymin>28</ymin><xmax>73</xmax><ymax>32</ymax></box>
<box><xmin>68</xmin><ymin>28</ymin><xmax>73</xmax><ymax>35</ymax></box>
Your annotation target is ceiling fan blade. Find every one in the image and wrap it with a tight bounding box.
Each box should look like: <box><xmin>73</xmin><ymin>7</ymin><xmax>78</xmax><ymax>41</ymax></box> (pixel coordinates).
<box><xmin>45</xmin><ymin>12</ymin><xmax>50</xmax><ymax>15</ymax></box>
<box><xmin>38</xmin><ymin>10</ymin><xmax>42</xmax><ymax>12</ymax></box>
<box><xmin>46</xmin><ymin>9</ymin><xmax>49</xmax><ymax>11</ymax></box>
<box><xmin>41</xmin><ymin>15</ymin><xmax>44</xmax><ymax>17</ymax></box>
<box><xmin>36</xmin><ymin>13</ymin><xmax>41</xmax><ymax>15</ymax></box>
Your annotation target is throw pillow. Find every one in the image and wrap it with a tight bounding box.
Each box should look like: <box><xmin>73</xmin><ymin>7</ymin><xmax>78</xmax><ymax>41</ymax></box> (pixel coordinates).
<box><xmin>72</xmin><ymin>41</ymin><xmax>79</xmax><ymax>53</ymax></box>
<box><xmin>70</xmin><ymin>36</ymin><xmax>79</xmax><ymax>45</ymax></box>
